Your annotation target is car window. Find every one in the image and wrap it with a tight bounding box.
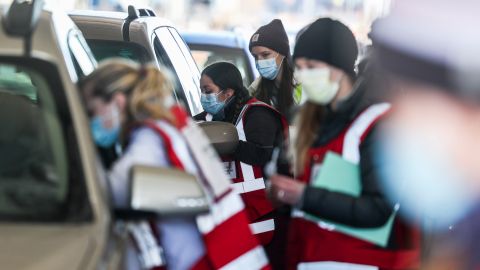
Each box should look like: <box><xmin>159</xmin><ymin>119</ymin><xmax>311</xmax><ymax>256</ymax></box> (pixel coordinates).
<box><xmin>0</xmin><ymin>65</ymin><xmax>37</xmax><ymax>102</ymax></box>
<box><xmin>0</xmin><ymin>60</ymin><xmax>91</xmax><ymax>222</ymax></box>
<box><xmin>86</xmin><ymin>39</ymin><xmax>150</xmax><ymax>64</ymax></box>
<box><xmin>155</xmin><ymin>27</ymin><xmax>203</xmax><ymax>116</ymax></box>
<box><xmin>189</xmin><ymin>45</ymin><xmax>254</xmax><ymax>85</ymax></box>
<box><xmin>169</xmin><ymin>29</ymin><xmax>201</xmax><ymax>79</ymax></box>
<box><xmin>168</xmin><ymin>28</ymin><xmax>203</xmax><ymax>112</ymax></box>
<box><xmin>153</xmin><ymin>36</ymin><xmax>189</xmax><ymax>110</ymax></box>
<box><xmin>68</xmin><ymin>31</ymin><xmax>96</xmax><ymax>78</ymax></box>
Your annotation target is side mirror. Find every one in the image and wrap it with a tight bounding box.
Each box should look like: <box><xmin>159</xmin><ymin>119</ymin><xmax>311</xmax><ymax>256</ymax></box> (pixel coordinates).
<box><xmin>198</xmin><ymin>121</ymin><xmax>239</xmax><ymax>156</ymax></box>
<box><xmin>3</xmin><ymin>0</ymin><xmax>44</xmax><ymax>37</ymax></box>
<box><xmin>130</xmin><ymin>165</ymin><xmax>208</xmax><ymax>216</ymax></box>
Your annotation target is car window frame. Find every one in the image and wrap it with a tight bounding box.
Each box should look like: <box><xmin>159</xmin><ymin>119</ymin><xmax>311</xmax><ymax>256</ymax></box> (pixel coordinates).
<box><xmin>167</xmin><ymin>28</ymin><xmax>203</xmax><ymax>113</ymax></box>
<box><xmin>0</xmin><ymin>56</ymin><xmax>93</xmax><ymax>223</ymax></box>
<box><xmin>152</xmin><ymin>34</ymin><xmax>189</xmax><ymax>112</ymax></box>
<box><xmin>68</xmin><ymin>30</ymin><xmax>97</xmax><ymax>79</ymax></box>
<box><xmin>153</xmin><ymin>27</ymin><xmax>203</xmax><ymax>116</ymax></box>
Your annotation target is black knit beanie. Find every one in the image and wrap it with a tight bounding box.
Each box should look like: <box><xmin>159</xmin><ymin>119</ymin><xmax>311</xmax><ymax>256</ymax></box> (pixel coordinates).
<box><xmin>249</xmin><ymin>19</ymin><xmax>290</xmax><ymax>57</ymax></box>
<box><xmin>293</xmin><ymin>18</ymin><xmax>358</xmax><ymax>77</ymax></box>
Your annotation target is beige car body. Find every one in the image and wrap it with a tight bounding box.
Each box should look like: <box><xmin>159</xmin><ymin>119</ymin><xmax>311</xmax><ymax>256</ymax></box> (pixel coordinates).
<box><xmin>0</xmin><ymin>6</ymin><xmax>125</xmax><ymax>270</ymax></box>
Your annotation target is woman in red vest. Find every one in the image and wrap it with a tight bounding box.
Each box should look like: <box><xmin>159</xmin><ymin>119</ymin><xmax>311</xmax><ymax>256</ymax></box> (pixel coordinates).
<box><xmin>81</xmin><ymin>59</ymin><xmax>270</xmax><ymax>270</ymax></box>
<box><xmin>267</xmin><ymin>18</ymin><xmax>420</xmax><ymax>270</ymax></box>
<box><xmin>194</xmin><ymin>62</ymin><xmax>288</xmax><ymax>263</ymax></box>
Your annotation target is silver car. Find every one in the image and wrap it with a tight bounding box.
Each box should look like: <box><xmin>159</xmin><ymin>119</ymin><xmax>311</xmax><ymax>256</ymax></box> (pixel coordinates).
<box><xmin>69</xmin><ymin>6</ymin><xmax>204</xmax><ymax>117</ymax></box>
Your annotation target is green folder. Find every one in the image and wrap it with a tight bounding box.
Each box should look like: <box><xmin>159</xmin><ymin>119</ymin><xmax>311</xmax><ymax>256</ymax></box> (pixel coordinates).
<box><xmin>305</xmin><ymin>151</ymin><xmax>396</xmax><ymax>247</ymax></box>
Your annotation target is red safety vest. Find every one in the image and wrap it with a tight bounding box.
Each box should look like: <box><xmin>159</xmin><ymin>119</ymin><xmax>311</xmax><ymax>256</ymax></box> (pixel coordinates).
<box><xmin>286</xmin><ymin>103</ymin><xmax>421</xmax><ymax>270</ymax></box>
<box><xmin>223</xmin><ymin>98</ymin><xmax>289</xmax><ymax>245</ymax></box>
<box><xmin>127</xmin><ymin>220</ymin><xmax>167</xmax><ymax>270</ymax></box>
<box><xmin>144</xmin><ymin>104</ymin><xmax>271</xmax><ymax>270</ymax></box>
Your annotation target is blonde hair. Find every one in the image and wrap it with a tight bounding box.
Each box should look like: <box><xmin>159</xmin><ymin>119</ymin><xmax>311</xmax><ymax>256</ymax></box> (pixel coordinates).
<box><xmin>129</xmin><ymin>65</ymin><xmax>176</xmax><ymax>124</ymax></box>
<box><xmin>292</xmin><ymin>101</ymin><xmax>325</xmax><ymax>176</ymax></box>
<box><xmin>80</xmin><ymin>58</ymin><xmax>175</xmax><ymax>124</ymax></box>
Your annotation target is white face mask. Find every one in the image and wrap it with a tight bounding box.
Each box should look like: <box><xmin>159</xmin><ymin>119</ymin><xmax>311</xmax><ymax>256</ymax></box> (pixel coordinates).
<box><xmin>295</xmin><ymin>68</ymin><xmax>341</xmax><ymax>105</ymax></box>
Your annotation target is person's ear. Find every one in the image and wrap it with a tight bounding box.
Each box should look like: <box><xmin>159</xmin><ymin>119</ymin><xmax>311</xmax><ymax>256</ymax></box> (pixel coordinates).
<box><xmin>113</xmin><ymin>92</ymin><xmax>127</xmax><ymax>111</ymax></box>
<box><xmin>224</xmin><ymin>88</ymin><xmax>235</xmax><ymax>99</ymax></box>
<box><xmin>329</xmin><ymin>66</ymin><xmax>344</xmax><ymax>83</ymax></box>
<box><xmin>277</xmin><ymin>54</ymin><xmax>285</xmax><ymax>66</ymax></box>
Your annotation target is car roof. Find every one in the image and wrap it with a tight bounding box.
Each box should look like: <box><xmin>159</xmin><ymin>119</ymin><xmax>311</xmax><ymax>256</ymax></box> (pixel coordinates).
<box><xmin>69</xmin><ymin>10</ymin><xmax>174</xmax><ymax>42</ymax></box>
<box><xmin>182</xmin><ymin>31</ymin><xmax>248</xmax><ymax>49</ymax></box>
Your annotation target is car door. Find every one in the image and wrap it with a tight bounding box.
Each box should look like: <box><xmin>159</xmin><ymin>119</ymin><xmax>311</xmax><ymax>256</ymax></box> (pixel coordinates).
<box><xmin>0</xmin><ymin>57</ymin><xmax>98</xmax><ymax>270</ymax></box>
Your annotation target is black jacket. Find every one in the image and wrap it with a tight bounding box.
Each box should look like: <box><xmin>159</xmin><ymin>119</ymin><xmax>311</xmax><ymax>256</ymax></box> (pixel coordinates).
<box><xmin>194</xmin><ymin>97</ymin><xmax>284</xmax><ymax>167</ymax></box>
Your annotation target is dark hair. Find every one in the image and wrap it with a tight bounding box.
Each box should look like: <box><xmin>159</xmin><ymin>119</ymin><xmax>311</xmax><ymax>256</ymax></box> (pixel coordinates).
<box><xmin>201</xmin><ymin>62</ymin><xmax>251</xmax><ymax>124</ymax></box>
<box><xmin>255</xmin><ymin>57</ymin><xmax>295</xmax><ymax>116</ymax></box>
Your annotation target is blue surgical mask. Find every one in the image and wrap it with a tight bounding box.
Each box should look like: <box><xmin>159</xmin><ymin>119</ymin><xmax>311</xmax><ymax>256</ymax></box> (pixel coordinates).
<box><xmin>90</xmin><ymin>104</ymin><xmax>121</xmax><ymax>148</ymax></box>
<box><xmin>256</xmin><ymin>54</ymin><xmax>282</xmax><ymax>80</ymax></box>
<box><xmin>377</xmin><ymin>126</ymin><xmax>477</xmax><ymax>231</ymax></box>
<box><xmin>201</xmin><ymin>92</ymin><xmax>225</xmax><ymax>115</ymax></box>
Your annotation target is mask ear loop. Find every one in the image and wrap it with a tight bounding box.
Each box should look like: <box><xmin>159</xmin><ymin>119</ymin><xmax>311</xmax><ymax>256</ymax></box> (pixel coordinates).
<box><xmin>221</xmin><ymin>89</ymin><xmax>235</xmax><ymax>106</ymax></box>
<box><xmin>277</xmin><ymin>54</ymin><xmax>285</xmax><ymax>72</ymax></box>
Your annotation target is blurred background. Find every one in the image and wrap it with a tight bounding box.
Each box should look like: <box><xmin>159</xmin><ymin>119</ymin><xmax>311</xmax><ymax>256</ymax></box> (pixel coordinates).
<box><xmin>0</xmin><ymin>0</ymin><xmax>392</xmax><ymax>44</ymax></box>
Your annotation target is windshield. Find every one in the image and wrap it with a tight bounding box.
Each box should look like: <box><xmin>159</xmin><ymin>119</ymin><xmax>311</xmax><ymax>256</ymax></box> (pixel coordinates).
<box><xmin>0</xmin><ymin>59</ymin><xmax>91</xmax><ymax>222</ymax></box>
<box><xmin>86</xmin><ymin>39</ymin><xmax>150</xmax><ymax>64</ymax></box>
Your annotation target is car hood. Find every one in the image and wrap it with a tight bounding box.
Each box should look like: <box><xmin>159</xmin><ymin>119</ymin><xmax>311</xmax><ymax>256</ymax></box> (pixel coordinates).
<box><xmin>0</xmin><ymin>224</ymin><xmax>98</xmax><ymax>270</ymax></box>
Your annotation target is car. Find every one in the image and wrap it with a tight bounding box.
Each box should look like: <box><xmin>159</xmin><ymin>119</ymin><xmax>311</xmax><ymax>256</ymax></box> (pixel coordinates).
<box><xmin>182</xmin><ymin>30</ymin><xmax>258</xmax><ymax>86</ymax></box>
<box><xmin>69</xmin><ymin>6</ymin><xmax>204</xmax><ymax>117</ymax></box>
<box><xmin>0</xmin><ymin>1</ymin><xmax>217</xmax><ymax>269</ymax></box>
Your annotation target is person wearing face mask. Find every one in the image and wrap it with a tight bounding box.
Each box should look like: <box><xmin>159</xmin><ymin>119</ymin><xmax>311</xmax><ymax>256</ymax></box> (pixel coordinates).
<box><xmin>248</xmin><ymin>19</ymin><xmax>303</xmax><ymax>119</ymax></box>
<box><xmin>371</xmin><ymin>0</ymin><xmax>480</xmax><ymax>268</ymax></box>
<box><xmin>266</xmin><ymin>18</ymin><xmax>420</xmax><ymax>270</ymax></box>
<box><xmin>81</xmin><ymin>60</ymin><xmax>208</xmax><ymax>270</ymax></box>
<box><xmin>81</xmin><ymin>60</ymin><xmax>270</xmax><ymax>270</ymax></box>
<box><xmin>194</xmin><ymin>62</ymin><xmax>289</xmax><ymax>263</ymax></box>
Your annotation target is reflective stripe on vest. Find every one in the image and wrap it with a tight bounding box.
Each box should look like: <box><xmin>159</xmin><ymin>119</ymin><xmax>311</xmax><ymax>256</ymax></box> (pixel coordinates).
<box><xmin>231</xmin><ymin>178</ymin><xmax>266</xmax><ymax>194</ymax></box>
<box><xmin>196</xmin><ymin>190</ymin><xmax>245</xmax><ymax>235</ymax></box>
<box><xmin>250</xmin><ymin>219</ymin><xmax>275</xmax><ymax>234</ymax></box>
<box><xmin>233</xmin><ymin>101</ymin><xmax>269</xmax><ymax>188</ymax></box>
<box><xmin>128</xmin><ymin>221</ymin><xmax>167</xmax><ymax>269</ymax></box>
<box><xmin>342</xmin><ymin>103</ymin><xmax>391</xmax><ymax>164</ymax></box>
<box><xmin>298</xmin><ymin>261</ymin><xmax>379</xmax><ymax>270</ymax></box>
<box><xmin>219</xmin><ymin>246</ymin><xmax>269</xmax><ymax>270</ymax></box>
<box><xmin>196</xmin><ymin>189</ymin><xmax>270</xmax><ymax>269</ymax></box>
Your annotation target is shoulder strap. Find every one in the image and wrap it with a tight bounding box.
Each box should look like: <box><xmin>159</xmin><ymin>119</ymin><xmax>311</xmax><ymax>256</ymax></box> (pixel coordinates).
<box><xmin>143</xmin><ymin>120</ymin><xmax>185</xmax><ymax>170</ymax></box>
<box><xmin>237</xmin><ymin>98</ymin><xmax>286</xmax><ymax>126</ymax></box>
<box><xmin>342</xmin><ymin>103</ymin><xmax>391</xmax><ymax>164</ymax></box>
<box><xmin>236</xmin><ymin>98</ymin><xmax>289</xmax><ymax>147</ymax></box>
